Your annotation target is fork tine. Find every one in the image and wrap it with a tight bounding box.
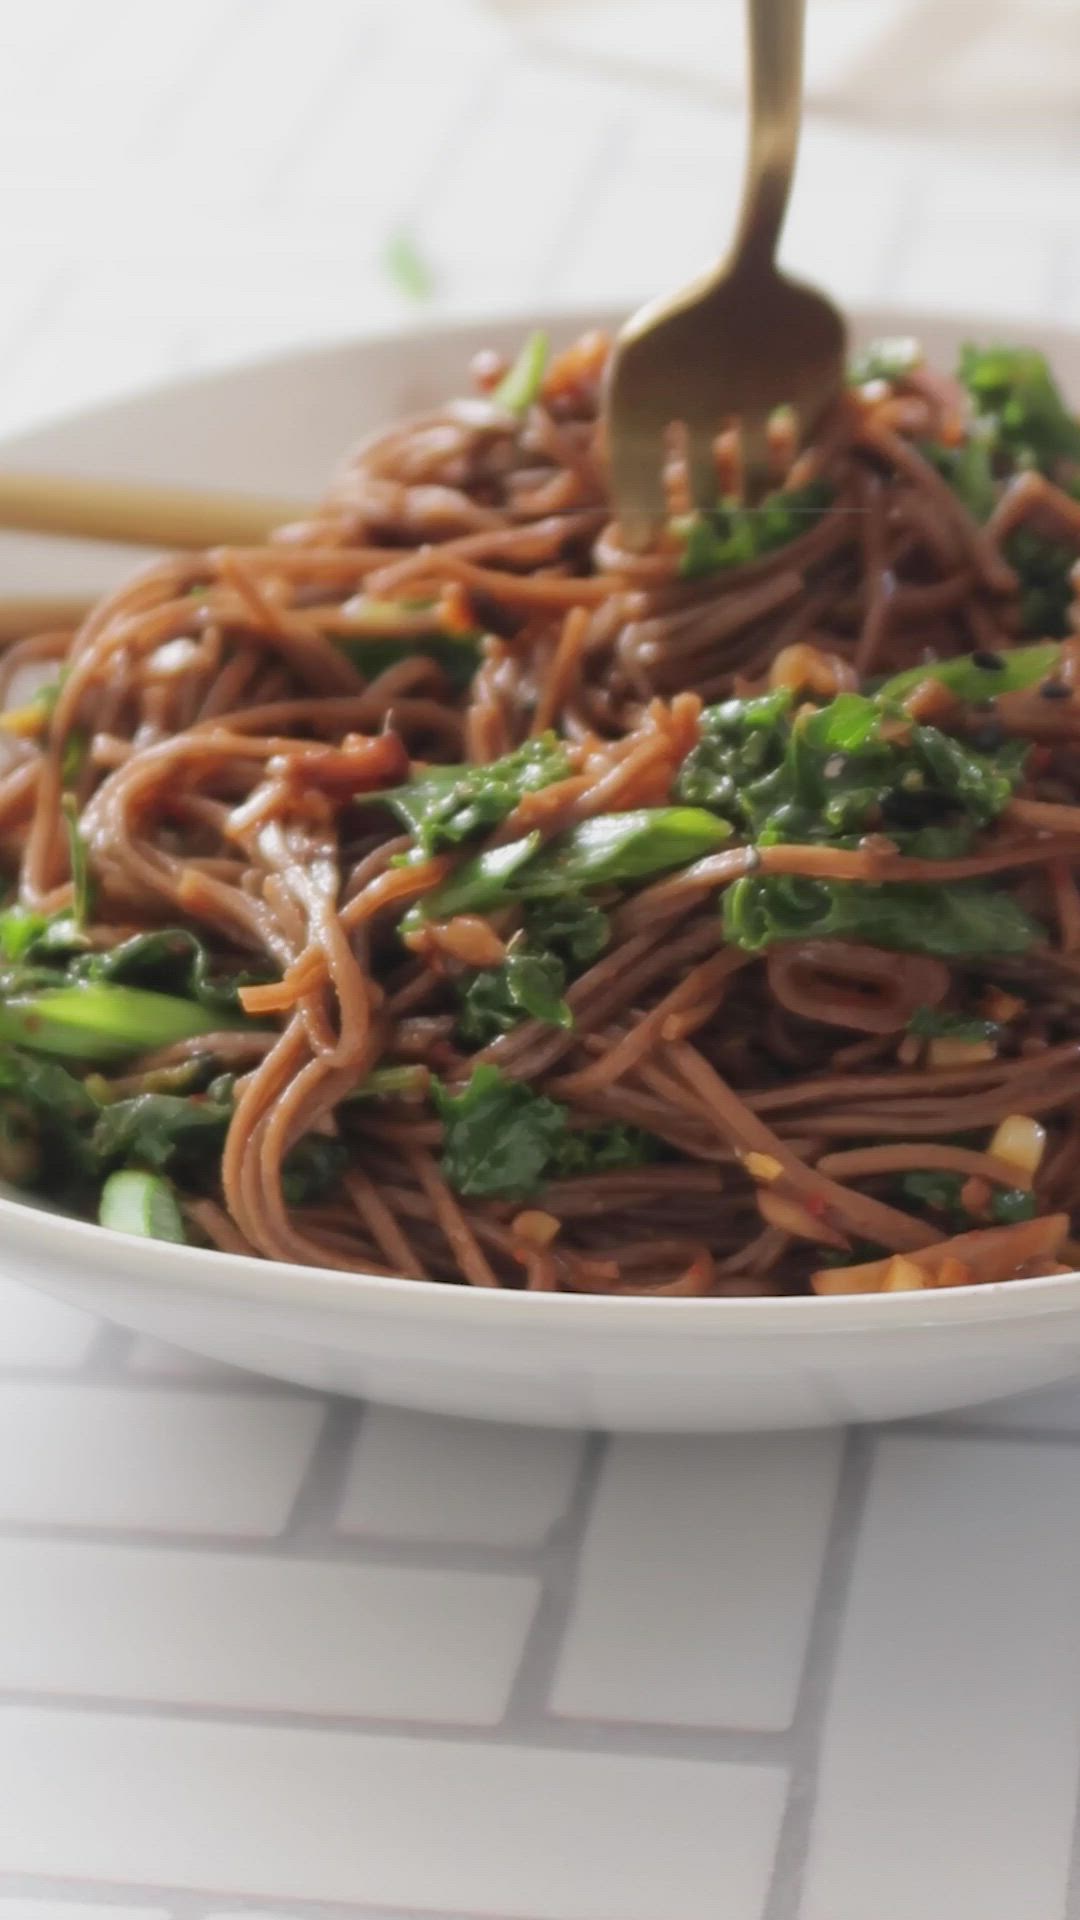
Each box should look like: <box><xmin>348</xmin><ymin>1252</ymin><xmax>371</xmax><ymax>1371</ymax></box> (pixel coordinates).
<box><xmin>686</xmin><ymin>426</ymin><xmax>720</xmax><ymax>515</ymax></box>
<box><xmin>741</xmin><ymin>418</ymin><xmax>774</xmax><ymax>508</ymax></box>
<box><xmin>606</xmin><ymin>422</ymin><xmax>668</xmax><ymax>552</ymax></box>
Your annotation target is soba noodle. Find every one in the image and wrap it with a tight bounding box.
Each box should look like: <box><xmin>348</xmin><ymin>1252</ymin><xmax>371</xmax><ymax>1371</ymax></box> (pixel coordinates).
<box><xmin>3</xmin><ymin>327</ymin><xmax>1080</xmax><ymax>1297</ymax></box>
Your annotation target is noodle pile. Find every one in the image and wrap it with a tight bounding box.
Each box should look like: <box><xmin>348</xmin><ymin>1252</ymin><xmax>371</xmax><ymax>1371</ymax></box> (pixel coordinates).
<box><xmin>3</xmin><ymin>326</ymin><xmax>1080</xmax><ymax>1296</ymax></box>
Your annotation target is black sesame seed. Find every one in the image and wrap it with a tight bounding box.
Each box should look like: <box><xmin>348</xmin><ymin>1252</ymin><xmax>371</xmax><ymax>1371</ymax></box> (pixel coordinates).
<box><xmin>972</xmin><ymin>649</ymin><xmax>1005</xmax><ymax>671</ymax></box>
<box><xmin>972</xmin><ymin>724</ymin><xmax>1005</xmax><ymax>751</ymax></box>
<box><xmin>1039</xmin><ymin>679</ymin><xmax>1071</xmax><ymax>701</ymax></box>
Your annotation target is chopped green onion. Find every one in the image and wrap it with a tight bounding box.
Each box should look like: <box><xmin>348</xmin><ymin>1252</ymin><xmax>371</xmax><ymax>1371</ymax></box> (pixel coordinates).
<box><xmin>0</xmin><ymin>982</ymin><xmax>244</xmax><ymax>1063</ymax></box>
<box><xmin>382</xmin><ymin>228</ymin><xmax>435</xmax><ymax>303</ymax></box>
<box><xmin>874</xmin><ymin>642</ymin><xmax>1062</xmax><ymax>707</ymax></box>
<box><xmin>493</xmin><ymin>330</ymin><xmax>549</xmax><ymax>414</ymax></box>
<box><xmin>61</xmin><ymin>794</ymin><xmax>91</xmax><ymax>927</ymax></box>
<box><xmin>99</xmin><ymin>1169</ymin><xmax>186</xmax><ymax>1243</ymax></box>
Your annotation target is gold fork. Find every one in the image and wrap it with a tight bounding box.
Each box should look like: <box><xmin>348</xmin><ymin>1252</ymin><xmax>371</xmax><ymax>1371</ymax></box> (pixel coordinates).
<box><xmin>604</xmin><ymin>0</ymin><xmax>847</xmax><ymax>548</ymax></box>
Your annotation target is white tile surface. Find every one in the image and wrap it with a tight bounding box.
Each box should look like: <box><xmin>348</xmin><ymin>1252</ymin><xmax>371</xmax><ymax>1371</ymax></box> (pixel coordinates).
<box><xmin>801</xmin><ymin>1434</ymin><xmax>1080</xmax><ymax>1920</ymax></box>
<box><xmin>0</xmin><ymin>1908</ymin><xmax>167</xmax><ymax>1920</ymax></box>
<box><xmin>0</xmin><ymin>1385</ymin><xmax>322</xmax><ymax>1534</ymax></box>
<box><xmin>126</xmin><ymin>1335</ymin><xmax>246</xmax><ymax>1381</ymax></box>
<box><xmin>339</xmin><ymin>1404</ymin><xmax>585</xmax><ymax>1547</ymax></box>
<box><xmin>0</xmin><ymin>1276</ymin><xmax>97</xmax><ymax>1369</ymax></box>
<box><xmin>0</xmin><ymin>1539</ymin><xmax>538</xmax><ymax>1723</ymax></box>
<box><xmin>0</xmin><ymin>1706</ymin><xmax>787</xmax><ymax>1919</ymax></box>
<box><xmin>941</xmin><ymin>1380</ymin><xmax>1080</xmax><ymax>1433</ymax></box>
<box><xmin>551</xmin><ymin>1434</ymin><xmax>843</xmax><ymax>1730</ymax></box>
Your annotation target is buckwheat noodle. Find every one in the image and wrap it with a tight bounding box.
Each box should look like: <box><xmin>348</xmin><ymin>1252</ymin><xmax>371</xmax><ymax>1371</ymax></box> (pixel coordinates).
<box><xmin>4</xmin><ymin>328</ymin><xmax>1080</xmax><ymax>1296</ymax></box>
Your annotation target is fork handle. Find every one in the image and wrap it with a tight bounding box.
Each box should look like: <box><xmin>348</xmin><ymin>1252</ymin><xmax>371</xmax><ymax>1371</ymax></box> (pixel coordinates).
<box><xmin>733</xmin><ymin>0</ymin><xmax>806</xmax><ymax>274</ymax></box>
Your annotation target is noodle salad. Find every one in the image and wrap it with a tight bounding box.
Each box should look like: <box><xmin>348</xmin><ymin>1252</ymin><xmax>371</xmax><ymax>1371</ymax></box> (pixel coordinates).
<box><xmin>2</xmin><ymin>327</ymin><xmax>1080</xmax><ymax>1297</ymax></box>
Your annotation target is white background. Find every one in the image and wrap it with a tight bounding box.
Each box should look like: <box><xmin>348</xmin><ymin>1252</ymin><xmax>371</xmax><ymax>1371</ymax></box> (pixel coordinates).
<box><xmin>1</xmin><ymin>0</ymin><xmax>1079</xmax><ymax>436</ymax></box>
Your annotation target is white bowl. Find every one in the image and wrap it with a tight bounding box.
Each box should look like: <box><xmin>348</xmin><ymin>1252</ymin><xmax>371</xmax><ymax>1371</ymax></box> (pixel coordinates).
<box><xmin>4</xmin><ymin>303</ymin><xmax>1080</xmax><ymax>1432</ymax></box>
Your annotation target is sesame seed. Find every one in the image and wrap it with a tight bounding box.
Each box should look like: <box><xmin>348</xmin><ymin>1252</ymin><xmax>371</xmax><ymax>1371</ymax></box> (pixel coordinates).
<box><xmin>972</xmin><ymin>649</ymin><xmax>1005</xmax><ymax>671</ymax></box>
<box><xmin>1039</xmin><ymin>679</ymin><xmax>1071</xmax><ymax>701</ymax></box>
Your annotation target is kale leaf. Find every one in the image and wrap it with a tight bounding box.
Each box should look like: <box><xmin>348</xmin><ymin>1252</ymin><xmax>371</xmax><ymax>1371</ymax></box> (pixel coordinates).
<box><xmin>347</xmin><ymin>634</ymin><xmax>481</xmax><ymax>693</ymax></box>
<box><xmin>723</xmin><ymin>875</ymin><xmax>1043</xmax><ymax>958</ymax></box>
<box><xmin>0</xmin><ymin>1044</ymin><xmax>100</xmax><ymax>1187</ymax></box>
<box><xmin>434</xmin><ymin>1065</ymin><xmax>653</xmax><ymax>1199</ymax></box>
<box><xmin>407</xmin><ymin>808</ymin><xmax>732</xmax><ymax>925</ymax></box>
<box><xmin>456</xmin><ymin>939</ymin><xmax>572</xmax><ymax>1047</ymax></box>
<box><xmin>923</xmin><ymin>435</ymin><xmax>997</xmax><ymax>523</ymax></box>
<box><xmin>77</xmin><ymin>927</ymin><xmax>265</xmax><ymax>1016</ymax></box>
<box><xmin>676</xmin><ymin>481</ymin><xmax>832</xmax><ymax>581</ymax></box>
<box><xmin>676</xmin><ymin>690</ymin><xmax>1025</xmax><ymax>851</ymax></box>
<box><xmin>1003</xmin><ymin>528</ymin><xmax>1075</xmax><ymax>638</ymax></box>
<box><xmin>907</xmin><ymin>1006</ymin><xmax>999</xmax><ymax>1043</ymax></box>
<box><xmin>93</xmin><ymin>1091</ymin><xmax>231</xmax><ymax>1173</ymax></box>
<box><xmin>372</xmin><ymin>733</ymin><xmax>571</xmax><ymax>855</ymax></box>
<box><xmin>957</xmin><ymin>342</ymin><xmax>1080</xmax><ymax>473</ymax></box>
<box><xmin>280</xmin><ymin>1135</ymin><xmax>349</xmax><ymax>1207</ymax></box>
<box><xmin>433</xmin><ymin>1065</ymin><xmax>571</xmax><ymax>1198</ymax></box>
<box><xmin>522</xmin><ymin>895</ymin><xmax>610</xmax><ymax>966</ymax></box>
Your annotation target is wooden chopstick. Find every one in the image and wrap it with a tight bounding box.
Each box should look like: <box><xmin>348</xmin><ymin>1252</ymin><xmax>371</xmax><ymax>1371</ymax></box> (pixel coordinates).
<box><xmin>0</xmin><ymin>595</ymin><xmax>97</xmax><ymax>641</ymax></box>
<box><xmin>0</xmin><ymin>471</ymin><xmax>311</xmax><ymax>551</ymax></box>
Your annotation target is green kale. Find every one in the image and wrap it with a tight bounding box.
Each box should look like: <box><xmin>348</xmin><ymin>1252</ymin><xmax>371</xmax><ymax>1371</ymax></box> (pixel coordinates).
<box><xmin>95</xmin><ymin>1083</ymin><xmax>345</xmax><ymax>1205</ymax></box>
<box><xmin>957</xmin><ymin>342</ymin><xmax>1080</xmax><ymax>473</ymax></box>
<box><xmin>723</xmin><ymin>874</ymin><xmax>1043</xmax><ymax>958</ymax></box>
<box><xmin>676</xmin><ymin>690</ymin><xmax>1025</xmax><ymax>850</ymax></box>
<box><xmin>676</xmin><ymin>481</ymin><xmax>832</xmax><ymax>581</ymax></box>
<box><xmin>548</xmin><ymin>1122</ymin><xmax>654</xmax><ymax>1179</ymax></box>
<box><xmin>280</xmin><ymin>1134</ymin><xmax>349</xmax><ymax>1207</ymax></box>
<box><xmin>900</xmin><ymin>1170</ymin><xmax>966</xmax><ymax>1216</ymax></box>
<box><xmin>907</xmin><ymin>1006</ymin><xmax>999</xmax><ymax>1044</ymax></box>
<box><xmin>407</xmin><ymin>808</ymin><xmax>733</xmax><ymax>926</ymax></box>
<box><xmin>1003</xmin><ymin>528</ymin><xmax>1075</xmax><ymax>638</ymax></box>
<box><xmin>522</xmin><ymin>896</ymin><xmax>610</xmax><ymax>966</ymax></box>
<box><xmin>433</xmin><ymin>1065</ymin><xmax>571</xmax><ymax>1198</ymax></box>
<box><xmin>990</xmin><ymin>1187</ymin><xmax>1037</xmax><ymax>1225</ymax></box>
<box><xmin>77</xmin><ymin>927</ymin><xmax>266</xmax><ymax>1017</ymax></box>
<box><xmin>923</xmin><ymin>434</ymin><xmax>997</xmax><ymax>523</ymax></box>
<box><xmin>0</xmin><ymin>1044</ymin><xmax>100</xmax><ymax>1186</ymax></box>
<box><xmin>372</xmin><ymin>733</ymin><xmax>571</xmax><ymax>855</ymax></box>
<box><xmin>456</xmin><ymin>939</ymin><xmax>572</xmax><ymax>1047</ymax></box>
<box><xmin>342</xmin><ymin>632</ymin><xmax>481</xmax><ymax>693</ymax></box>
<box><xmin>433</xmin><ymin>1065</ymin><xmax>654</xmax><ymax>1199</ymax></box>
<box><xmin>93</xmin><ymin>1091</ymin><xmax>232</xmax><ymax>1174</ymax></box>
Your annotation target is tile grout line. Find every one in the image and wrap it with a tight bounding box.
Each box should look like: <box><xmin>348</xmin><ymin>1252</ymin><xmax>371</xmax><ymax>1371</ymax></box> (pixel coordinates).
<box><xmin>0</xmin><ymin>1682</ymin><xmax>791</xmax><ymax>1761</ymax></box>
<box><xmin>276</xmin><ymin>1393</ymin><xmax>364</xmax><ymax>1548</ymax></box>
<box><xmin>497</xmin><ymin>1428</ymin><xmax>608</xmax><ymax>1738</ymax></box>
<box><xmin>760</xmin><ymin>1427</ymin><xmax>875</xmax><ymax>1920</ymax></box>
<box><xmin>0</xmin><ymin>1863</ymin><xmax>477</xmax><ymax>1920</ymax></box>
